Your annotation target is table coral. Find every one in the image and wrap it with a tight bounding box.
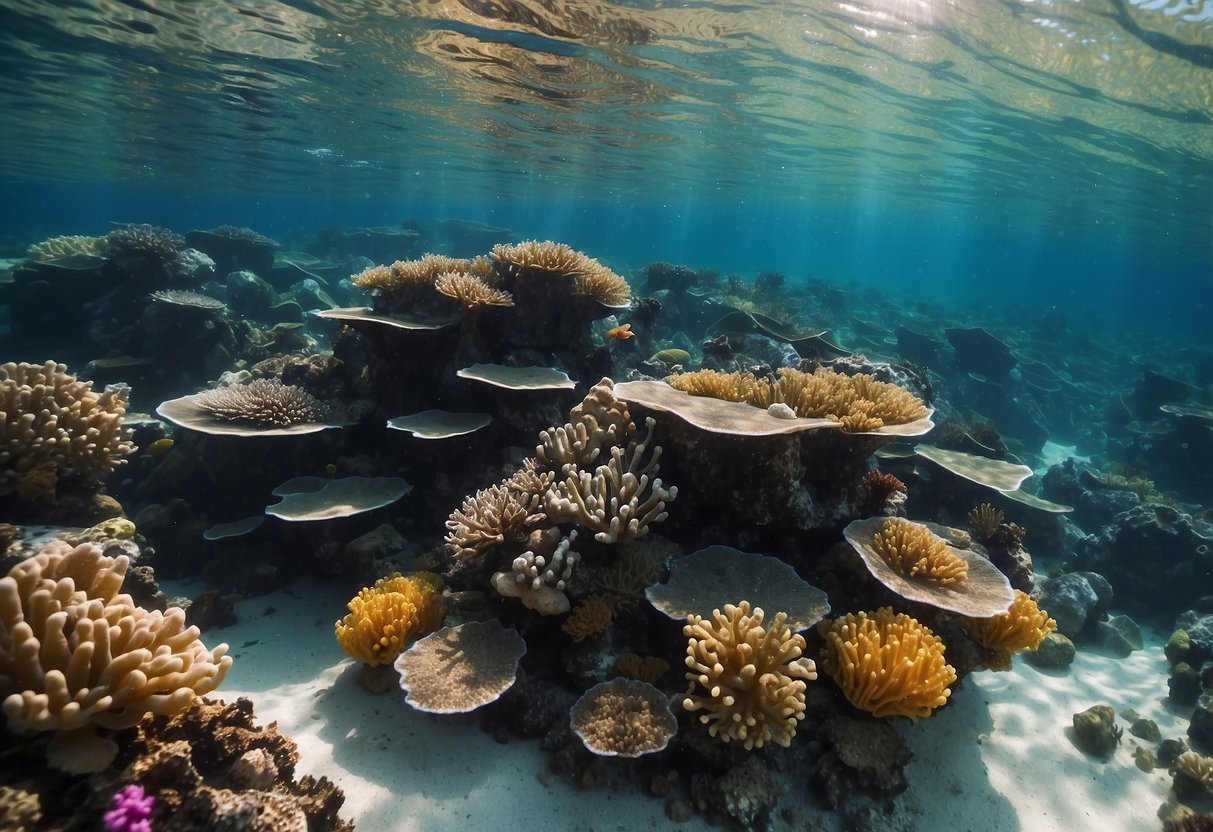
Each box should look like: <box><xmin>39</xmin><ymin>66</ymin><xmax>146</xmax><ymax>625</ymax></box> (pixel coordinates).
<box><xmin>683</xmin><ymin>601</ymin><xmax>817</xmax><ymax>750</ymax></box>
<box><xmin>818</xmin><ymin>607</ymin><xmax>956</xmax><ymax>721</ymax></box>
<box><xmin>334</xmin><ymin>572</ymin><xmax>446</xmax><ymax>666</ymax></box>
<box><xmin>1</xmin><ymin>360</ymin><xmax>136</xmax><ymax>498</ymax></box>
<box><xmin>192</xmin><ymin>378</ymin><xmax>329</xmax><ymax>427</ymax></box>
<box><xmin>963</xmin><ymin>589</ymin><xmax>1057</xmax><ymax>671</ymax></box>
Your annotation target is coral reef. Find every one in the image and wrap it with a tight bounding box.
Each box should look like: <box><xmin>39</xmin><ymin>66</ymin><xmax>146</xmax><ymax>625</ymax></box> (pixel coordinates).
<box><xmin>818</xmin><ymin>607</ymin><xmax>955</xmax><ymax>721</ymax></box>
<box><xmin>963</xmin><ymin>590</ymin><xmax>1057</xmax><ymax>671</ymax></box>
<box><xmin>334</xmin><ymin>572</ymin><xmax>446</xmax><ymax>666</ymax></box>
<box><xmin>682</xmin><ymin>601</ymin><xmax>817</xmax><ymax>749</ymax></box>
<box><xmin>866</xmin><ymin>517</ymin><xmax>969</xmax><ymax>585</ymax></box>
<box><xmin>569</xmin><ymin>678</ymin><xmax>677</xmax><ymax>757</ymax></box>
<box><xmin>395</xmin><ymin>620</ymin><xmax>526</xmax><ymax>713</ymax></box>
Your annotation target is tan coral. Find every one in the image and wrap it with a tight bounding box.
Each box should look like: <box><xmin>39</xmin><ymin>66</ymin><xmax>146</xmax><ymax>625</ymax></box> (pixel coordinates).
<box><xmin>28</xmin><ymin>234</ymin><xmax>106</xmax><ymax>261</ymax></box>
<box><xmin>192</xmin><ymin>379</ymin><xmax>328</xmax><ymax>427</ymax></box>
<box><xmin>395</xmin><ymin>620</ymin><xmax>526</xmax><ymax>714</ymax></box>
<box><xmin>683</xmin><ymin>601</ymin><xmax>817</xmax><ymax>750</ymax></box>
<box><xmin>352</xmin><ymin>254</ymin><xmax>471</xmax><ymax>293</ymax></box>
<box><xmin>0</xmin><ymin>541</ymin><xmax>232</xmax><ymax>772</ymax></box>
<box><xmin>968</xmin><ymin>502</ymin><xmax>1005</xmax><ymax>540</ymax></box>
<box><xmin>491</xmin><ymin>528</ymin><xmax>580</xmax><ymax>615</ymax></box>
<box><xmin>1173</xmin><ymin>751</ymin><xmax>1213</xmax><ymax>793</ymax></box>
<box><xmin>868</xmin><ymin>517</ymin><xmax>969</xmax><ymax>586</ymax></box>
<box><xmin>433</xmin><ymin>271</ymin><xmax>514</xmax><ymax>309</ymax></box>
<box><xmin>537</xmin><ymin>378</ymin><xmax>635</xmax><ymax>471</ymax></box>
<box><xmin>571</xmin><ymin>678</ymin><xmax>677</xmax><ymax>757</ymax></box>
<box><xmin>818</xmin><ymin>607</ymin><xmax>955</xmax><ymax>721</ymax></box>
<box><xmin>593</xmin><ymin>544</ymin><xmax>664</xmax><ymax>610</ymax></box>
<box><xmin>1</xmin><ymin>361</ymin><xmax>136</xmax><ymax>498</ymax></box>
<box><xmin>490</xmin><ymin>240</ymin><xmax>631</xmax><ymax>306</ymax></box>
<box><xmin>334</xmin><ymin>572</ymin><xmax>446</xmax><ymax>666</ymax></box>
<box><xmin>614</xmin><ymin>653</ymin><xmax>670</xmax><ymax>684</ymax></box>
<box><xmin>963</xmin><ymin>590</ymin><xmax>1057</xmax><ymax>671</ymax></box>
<box><xmin>444</xmin><ymin>466</ymin><xmax>550</xmax><ymax>562</ymax></box>
<box><xmin>562</xmin><ymin>596</ymin><xmax>614</xmax><ymax>641</ymax></box>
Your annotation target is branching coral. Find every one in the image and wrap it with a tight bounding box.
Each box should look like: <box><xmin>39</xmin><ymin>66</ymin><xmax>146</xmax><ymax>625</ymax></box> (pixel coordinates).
<box><xmin>104</xmin><ymin>224</ymin><xmax>183</xmax><ymax>268</ymax></box>
<box><xmin>444</xmin><ymin>464</ymin><xmax>550</xmax><ymax>562</ymax></box>
<box><xmin>334</xmin><ymin>572</ymin><xmax>446</xmax><ymax>666</ymax></box>
<box><xmin>969</xmin><ymin>502</ymin><xmax>1005</xmax><ymax>540</ymax></box>
<box><xmin>666</xmin><ymin>367</ymin><xmax>928</xmax><ymax>432</ymax></box>
<box><xmin>683</xmin><ymin>601</ymin><xmax>817</xmax><ymax>750</ymax></box>
<box><xmin>1173</xmin><ymin>751</ymin><xmax>1213</xmax><ymax>793</ymax></box>
<box><xmin>1</xmin><ymin>361</ymin><xmax>136</xmax><ymax>498</ymax></box>
<box><xmin>615</xmin><ymin>653</ymin><xmax>670</xmax><ymax>683</ymax></box>
<box><xmin>28</xmin><ymin>234</ymin><xmax>107</xmax><ymax>261</ymax></box>
<box><xmin>0</xmin><ymin>542</ymin><xmax>232</xmax><ymax>772</ymax></box>
<box><xmin>562</xmin><ymin>596</ymin><xmax>614</xmax><ymax>641</ymax></box>
<box><xmin>963</xmin><ymin>590</ymin><xmax>1057</xmax><ymax>671</ymax></box>
<box><xmin>192</xmin><ymin>379</ymin><xmax>328</xmax><ymax>427</ymax></box>
<box><xmin>434</xmin><ymin>271</ymin><xmax>514</xmax><ymax>309</ymax></box>
<box><xmin>490</xmin><ymin>240</ymin><xmax>632</xmax><ymax>306</ymax></box>
<box><xmin>352</xmin><ymin>254</ymin><xmax>470</xmax><ymax>294</ymax></box>
<box><xmin>818</xmin><ymin>607</ymin><xmax>955</xmax><ymax>721</ymax></box>
<box><xmin>537</xmin><ymin>378</ymin><xmax>635</xmax><ymax>471</ymax></box>
<box><xmin>545</xmin><ymin>416</ymin><xmax>677</xmax><ymax>544</ymax></box>
<box><xmin>868</xmin><ymin>517</ymin><xmax>969</xmax><ymax>586</ymax></box>
<box><xmin>491</xmin><ymin>528</ymin><xmax>580</xmax><ymax>615</ymax></box>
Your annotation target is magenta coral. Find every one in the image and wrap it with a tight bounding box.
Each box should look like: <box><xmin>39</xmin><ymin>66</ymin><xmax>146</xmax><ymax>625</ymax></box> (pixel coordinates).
<box><xmin>103</xmin><ymin>784</ymin><xmax>154</xmax><ymax>832</ymax></box>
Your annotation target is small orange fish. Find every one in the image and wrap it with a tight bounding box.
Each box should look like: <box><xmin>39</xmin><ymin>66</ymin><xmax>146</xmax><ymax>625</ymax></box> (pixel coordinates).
<box><xmin>604</xmin><ymin>323</ymin><xmax>633</xmax><ymax>340</ymax></box>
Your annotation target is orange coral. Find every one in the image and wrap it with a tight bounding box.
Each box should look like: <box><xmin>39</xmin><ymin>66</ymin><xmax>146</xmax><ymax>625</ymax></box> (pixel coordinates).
<box><xmin>562</xmin><ymin>597</ymin><xmax>614</xmax><ymax>641</ymax></box>
<box><xmin>869</xmin><ymin>517</ymin><xmax>968</xmax><ymax>586</ymax></box>
<box><xmin>335</xmin><ymin>572</ymin><xmax>446</xmax><ymax>666</ymax></box>
<box><xmin>963</xmin><ymin>590</ymin><xmax>1057</xmax><ymax>671</ymax></box>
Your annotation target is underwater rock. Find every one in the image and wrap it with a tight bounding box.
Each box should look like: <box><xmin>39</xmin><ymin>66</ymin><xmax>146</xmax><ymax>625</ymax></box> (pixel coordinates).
<box><xmin>1035</xmin><ymin>573</ymin><xmax>1101</xmax><ymax>639</ymax></box>
<box><xmin>1042</xmin><ymin>458</ymin><xmax>1142</xmax><ymax>531</ymax></box>
<box><xmin>1158</xmin><ymin>738</ymin><xmax>1190</xmax><ymax>767</ymax></box>
<box><xmin>714</xmin><ymin>757</ymin><xmax>778</xmax><ymax>831</ymax></box>
<box><xmin>1098</xmin><ymin>614</ymin><xmax>1143</xmax><ymax>657</ymax></box>
<box><xmin>1072</xmin><ymin>704</ymin><xmax>1121</xmax><ymax>758</ymax></box>
<box><xmin>1027</xmin><ymin>632</ymin><xmax>1076</xmax><ymax>670</ymax></box>
<box><xmin>1190</xmin><ymin>691</ymin><xmax>1213</xmax><ymax>752</ymax></box>
<box><xmin>1129</xmin><ymin>717</ymin><xmax>1162</xmax><ymax>743</ymax></box>
<box><xmin>344</xmin><ymin>523</ymin><xmax>406</xmax><ymax>583</ymax></box>
<box><xmin>813</xmin><ymin>716</ymin><xmax>912</xmax><ymax>810</ymax></box>
<box><xmin>1176</xmin><ymin>612</ymin><xmax>1213</xmax><ymax>669</ymax></box>
<box><xmin>1167</xmin><ymin>628</ymin><xmax>1193</xmax><ymax>665</ymax></box>
<box><xmin>946</xmin><ymin>327</ymin><xmax>1017</xmax><ymax>378</ymax></box>
<box><xmin>1170</xmin><ymin>662</ymin><xmax>1202</xmax><ymax>707</ymax></box>
<box><xmin>226</xmin><ymin>269</ymin><xmax>278</xmax><ymax>319</ymax></box>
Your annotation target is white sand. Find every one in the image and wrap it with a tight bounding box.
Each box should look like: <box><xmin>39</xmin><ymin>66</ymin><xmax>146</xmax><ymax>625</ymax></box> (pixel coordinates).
<box><xmin>179</xmin><ymin>579</ymin><xmax>1189</xmax><ymax>832</ymax></box>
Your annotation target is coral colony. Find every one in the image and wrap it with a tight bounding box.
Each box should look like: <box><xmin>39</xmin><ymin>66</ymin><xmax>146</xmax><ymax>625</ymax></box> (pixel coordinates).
<box><xmin>103</xmin><ymin>784</ymin><xmax>154</xmax><ymax>832</ymax></box>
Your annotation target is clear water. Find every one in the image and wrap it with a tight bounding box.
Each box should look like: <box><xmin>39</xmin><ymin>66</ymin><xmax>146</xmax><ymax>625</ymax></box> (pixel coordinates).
<box><xmin>1</xmin><ymin>0</ymin><xmax>1210</xmax><ymax>332</ymax></box>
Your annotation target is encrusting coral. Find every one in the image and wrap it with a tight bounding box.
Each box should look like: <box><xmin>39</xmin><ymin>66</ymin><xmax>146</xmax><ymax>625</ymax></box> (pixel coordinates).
<box><xmin>962</xmin><ymin>590</ymin><xmax>1057</xmax><ymax>671</ymax></box>
<box><xmin>683</xmin><ymin>601</ymin><xmax>817</xmax><ymax>750</ymax></box>
<box><xmin>818</xmin><ymin>607</ymin><xmax>956</xmax><ymax>721</ymax></box>
<box><xmin>666</xmin><ymin>366</ymin><xmax>928</xmax><ymax>432</ymax></box>
<box><xmin>1</xmin><ymin>360</ymin><xmax>136</xmax><ymax>498</ymax></box>
<box><xmin>192</xmin><ymin>378</ymin><xmax>329</xmax><ymax>427</ymax></box>
<box><xmin>868</xmin><ymin>517</ymin><xmax>969</xmax><ymax>585</ymax></box>
<box><xmin>334</xmin><ymin>572</ymin><xmax>446</xmax><ymax>666</ymax></box>
<box><xmin>571</xmin><ymin>678</ymin><xmax>678</xmax><ymax>757</ymax></box>
<box><xmin>0</xmin><ymin>541</ymin><xmax>232</xmax><ymax>772</ymax></box>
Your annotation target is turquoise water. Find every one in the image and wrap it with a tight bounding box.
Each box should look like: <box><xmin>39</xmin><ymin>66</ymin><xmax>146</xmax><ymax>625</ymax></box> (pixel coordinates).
<box><xmin>1</xmin><ymin>0</ymin><xmax>1210</xmax><ymax>331</ymax></box>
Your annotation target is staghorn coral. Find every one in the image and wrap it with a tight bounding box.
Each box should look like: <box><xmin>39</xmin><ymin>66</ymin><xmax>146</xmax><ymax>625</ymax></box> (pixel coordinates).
<box><xmin>614</xmin><ymin>653</ymin><xmax>670</xmax><ymax>683</ymax></box>
<box><xmin>683</xmin><ymin>601</ymin><xmax>817</xmax><ymax>750</ymax></box>
<box><xmin>571</xmin><ymin>678</ymin><xmax>677</xmax><ymax>757</ymax></box>
<box><xmin>192</xmin><ymin>379</ymin><xmax>328</xmax><ymax>427</ymax></box>
<box><xmin>969</xmin><ymin>502</ymin><xmax>1005</xmax><ymax>540</ymax></box>
<box><xmin>1</xmin><ymin>361</ymin><xmax>136</xmax><ymax>498</ymax></box>
<box><xmin>868</xmin><ymin>517</ymin><xmax>969</xmax><ymax>586</ymax></box>
<box><xmin>490</xmin><ymin>240</ymin><xmax>632</xmax><ymax>306</ymax></box>
<box><xmin>666</xmin><ymin>366</ymin><xmax>928</xmax><ymax>431</ymax></box>
<box><xmin>562</xmin><ymin>596</ymin><xmax>614</xmax><ymax>641</ymax></box>
<box><xmin>28</xmin><ymin>234</ymin><xmax>107</xmax><ymax>261</ymax></box>
<box><xmin>545</xmin><ymin>416</ymin><xmax>677</xmax><ymax>544</ymax></box>
<box><xmin>334</xmin><ymin>572</ymin><xmax>446</xmax><ymax>666</ymax></box>
<box><xmin>0</xmin><ymin>541</ymin><xmax>232</xmax><ymax>772</ymax></box>
<box><xmin>434</xmin><ymin>271</ymin><xmax>514</xmax><ymax>309</ymax></box>
<box><xmin>963</xmin><ymin>590</ymin><xmax>1057</xmax><ymax>671</ymax></box>
<box><xmin>444</xmin><ymin>464</ymin><xmax>550</xmax><ymax>562</ymax></box>
<box><xmin>491</xmin><ymin>528</ymin><xmax>580</xmax><ymax>615</ymax></box>
<box><xmin>818</xmin><ymin>607</ymin><xmax>956</xmax><ymax>721</ymax></box>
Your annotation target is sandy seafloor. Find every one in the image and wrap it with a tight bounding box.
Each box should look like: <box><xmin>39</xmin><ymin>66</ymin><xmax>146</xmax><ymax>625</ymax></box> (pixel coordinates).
<box><xmin>162</xmin><ymin>578</ymin><xmax>1196</xmax><ymax>832</ymax></box>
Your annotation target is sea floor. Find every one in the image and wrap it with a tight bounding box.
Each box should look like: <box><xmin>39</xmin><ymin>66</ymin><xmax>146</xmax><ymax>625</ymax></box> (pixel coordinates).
<box><xmin>170</xmin><ymin>578</ymin><xmax>1196</xmax><ymax>832</ymax></box>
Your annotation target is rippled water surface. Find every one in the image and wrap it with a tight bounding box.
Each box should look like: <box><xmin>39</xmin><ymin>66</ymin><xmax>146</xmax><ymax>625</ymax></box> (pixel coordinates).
<box><xmin>2</xmin><ymin>0</ymin><xmax>1211</xmax><ymax>252</ymax></box>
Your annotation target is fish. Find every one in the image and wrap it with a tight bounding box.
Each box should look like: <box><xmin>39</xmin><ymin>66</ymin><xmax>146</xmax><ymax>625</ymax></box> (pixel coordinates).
<box><xmin>147</xmin><ymin>437</ymin><xmax>175</xmax><ymax>456</ymax></box>
<box><xmin>604</xmin><ymin>323</ymin><xmax>633</xmax><ymax>340</ymax></box>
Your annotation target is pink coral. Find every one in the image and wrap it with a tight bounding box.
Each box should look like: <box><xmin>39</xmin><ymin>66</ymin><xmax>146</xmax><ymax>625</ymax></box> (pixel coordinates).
<box><xmin>103</xmin><ymin>784</ymin><xmax>154</xmax><ymax>832</ymax></box>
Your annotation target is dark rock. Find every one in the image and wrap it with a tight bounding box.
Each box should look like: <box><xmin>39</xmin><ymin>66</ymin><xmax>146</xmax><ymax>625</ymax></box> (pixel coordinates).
<box><xmin>1175</xmin><ymin>612</ymin><xmax>1213</xmax><ymax>668</ymax></box>
<box><xmin>1035</xmin><ymin>574</ymin><xmax>1100</xmax><ymax>638</ymax></box>
<box><xmin>1188</xmin><ymin>690</ymin><xmax>1213</xmax><ymax>752</ymax></box>
<box><xmin>1170</xmin><ymin>663</ymin><xmax>1201</xmax><ymax>707</ymax></box>
<box><xmin>183</xmin><ymin>589</ymin><xmax>238</xmax><ymax>631</ymax></box>
<box><xmin>1097</xmin><ymin>614</ymin><xmax>1143</xmax><ymax>658</ymax></box>
<box><xmin>813</xmin><ymin>717</ymin><xmax>912</xmax><ymax>810</ymax></box>
<box><xmin>1041</xmin><ymin>458</ymin><xmax>1141</xmax><ymax>531</ymax></box>
<box><xmin>1027</xmin><ymin>632</ymin><xmax>1076</xmax><ymax>670</ymax></box>
<box><xmin>225</xmin><ymin>269</ymin><xmax>278</xmax><ymax>319</ymax></box>
<box><xmin>1157</xmin><ymin>737</ymin><xmax>1189</xmax><ymax>766</ymax></box>
<box><xmin>715</xmin><ymin>757</ymin><xmax>777</xmax><ymax>830</ymax></box>
<box><xmin>946</xmin><ymin>327</ymin><xmax>1016</xmax><ymax>377</ymax></box>
<box><xmin>1071</xmin><ymin>705</ymin><xmax>1121</xmax><ymax>758</ymax></box>
<box><xmin>1129</xmin><ymin>718</ymin><xmax>1161</xmax><ymax>743</ymax></box>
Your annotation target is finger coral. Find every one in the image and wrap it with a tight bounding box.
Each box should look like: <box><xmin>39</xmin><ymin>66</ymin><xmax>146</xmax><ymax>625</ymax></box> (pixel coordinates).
<box><xmin>334</xmin><ymin>572</ymin><xmax>446</xmax><ymax>666</ymax></box>
<box><xmin>491</xmin><ymin>528</ymin><xmax>580</xmax><ymax>615</ymax></box>
<box><xmin>1</xmin><ymin>361</ymin><xmax>136</xmax><ymax>498</ymax></box>
<box><xmin>193</xmin><ymin>379</ymin><xmax>329</xmax><ymax>427</ymax></box>
<box><xmin>818</xmin><ymin>607</ymin><xmax>956</xmax><ymax>721</ymax></box>
<box><xmin>0</xmin><ymin>541</ymin><xmax>232</xmax><ymax>772</ymax></box>
<box><xmin>868</xmin><ymin>517</ymin><xmax>969</xmax><ymax>585</ymax></box>
<box><xmin>683</xmin><ymin>601</ymin><xmax>817</xmax><ymax>750</ymax></box>
<box><xmin>963</xmin><ymin>590</ymin><xmax>1057</xmax><ymax>671</ymax></box>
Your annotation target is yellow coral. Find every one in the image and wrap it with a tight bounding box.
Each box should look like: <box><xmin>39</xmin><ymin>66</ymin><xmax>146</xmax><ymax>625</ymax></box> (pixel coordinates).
<box><xmin>869</xmin><ymin>517</ymin><xmax>969</xmax><ymax>586</ymax></box>
<box><xmin>963</xmin><ymin>590</ymin><xmax>1057</xmax><ymax>671</ymax></box>
<box><xmin>969</xmin><ymin>502</ymin><xmax>1005</xmax><ymax>540</ymax></box>
<box><xmin>683</xmin><ymin>601</ymin><xmax>817</xmax><ymax>750</ymax></box>
<box><xmin>335</xmin><ymin>572</ymin><xmax>446</xmax><ymax>666</ymax></box>
<box><xmin>562</xmin><ymin>596</ymin><xmax>614</xmax><ymax>641</ymax></box>
<box><xmin>819</xmin><ymin>607</ymin><xmax>956</xmax><ymax>721</ymax></box>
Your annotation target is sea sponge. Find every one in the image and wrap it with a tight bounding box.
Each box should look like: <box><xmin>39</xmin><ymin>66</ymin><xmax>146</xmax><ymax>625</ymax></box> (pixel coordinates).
<box><xmin>963</xmin><ymin>590</ymin><xmax>1057</xmax><ymax>671</ymax></box>
<box><xmin>334</xmin><ymin>572</ymin><xmax>446</xmax><ymax>666</ymax></box>
<box><xmin>433</xmin><ymin>271</ymin><xmax>514</xmax><ymax>309</ymax></box>
<box><xmin>0</xmin><ymin>541</ymin><xmax>232</xmax><ymax>772</ymax></box>
<box><xmin>867</xmin><ymin>517</ymin><xmax>969</xmax><ymax>585</ymax></box>
<box><xmin>818</xmin><ymin>607</ymin><xmax>956</xmax><ymax>721</ymax></box>
<box><xmin>571</xmin><ymin>678</ymin><xmax>677</xmax><ymax>757</ymax></box>
<box><xmin>1</xmin><ymin>361</ymin><xmax>136</xmax><ymax>498</ymax></box>
<box><xmin>192</xmin><ymin>379</ymin><xmax>328</xmax><ymax>427</ymax></box>
<box><xmin>683</xmin><ymin>601</ymin><xmax>817</xmax><ymax>750</ymax></box>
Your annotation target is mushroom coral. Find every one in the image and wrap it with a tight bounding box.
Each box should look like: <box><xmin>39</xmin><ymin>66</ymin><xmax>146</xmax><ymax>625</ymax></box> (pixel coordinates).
<box><xmin>334</xmin><ymin>572</ymin><xmax>446</xmax><ymax>666</ymax></box>
<box><xmin>818</xmin><ymin>607</ymin><xmax>955</xmax><ymax>721</ymax></box>
<box><xmin>963</xmin><ymin>590</ymin><xmax>1057</xmax><ymax>671</ymax></box>
<box><xmin>1</xmin><ymin>361</ymin><xmax>136</xmax><ymax>498</ymax></box>
<box><xmin>683</xmin><ymin>601</ymin><xmax>817</xmax><ymax>750</ymax></box>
